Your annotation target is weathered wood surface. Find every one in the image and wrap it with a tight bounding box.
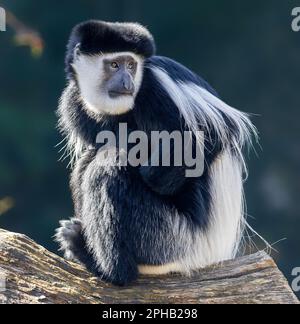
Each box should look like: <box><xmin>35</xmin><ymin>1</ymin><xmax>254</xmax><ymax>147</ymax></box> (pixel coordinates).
<box><xmin>0</xmin><ymin>229</ymin><xmax>298</xmax><ymax>304</ymax></box>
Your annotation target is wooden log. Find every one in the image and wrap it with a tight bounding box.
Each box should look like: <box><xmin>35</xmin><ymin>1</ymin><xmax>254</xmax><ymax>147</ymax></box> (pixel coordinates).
<box><xmin>0</xmin><ymin>229</ymin><xmax>298</xmax><ymax>304</ymax></box>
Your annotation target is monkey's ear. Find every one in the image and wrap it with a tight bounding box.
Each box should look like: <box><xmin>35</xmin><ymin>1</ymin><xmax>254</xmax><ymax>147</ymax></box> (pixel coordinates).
<box><xmin>73</xmin><ymin>43</ymin><xmax>81</xmax><ymax>61</ymax></box>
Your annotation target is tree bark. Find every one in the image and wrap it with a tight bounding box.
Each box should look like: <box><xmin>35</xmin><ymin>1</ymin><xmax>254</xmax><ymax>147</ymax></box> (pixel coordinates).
<box><xmin>0</xmin><ymin>229</ymin><xmax>298</xmax><ymax>304</ymax></box>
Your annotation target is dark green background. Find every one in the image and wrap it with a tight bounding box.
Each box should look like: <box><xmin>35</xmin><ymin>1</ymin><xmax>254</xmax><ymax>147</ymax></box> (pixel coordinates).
<box><xmin>0</xmin><ymin>0</ymin><xmax>299</xmax><ymax>297</ymax></box>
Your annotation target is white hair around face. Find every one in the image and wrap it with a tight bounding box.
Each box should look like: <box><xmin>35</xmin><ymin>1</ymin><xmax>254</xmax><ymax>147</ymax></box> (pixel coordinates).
<box><xmin>72</xmin><ymin>51</ymin><xmax>144</xmax><ymax>116</ymax></box>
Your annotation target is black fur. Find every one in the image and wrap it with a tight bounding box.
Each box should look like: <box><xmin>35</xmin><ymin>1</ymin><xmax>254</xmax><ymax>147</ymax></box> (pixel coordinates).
<box><xmin>65</xmin><ymin>20</ymin><xmax>156</xmax><ymax>78</ymax></box>
<box><xmin>55</xmin><ymin>21</ymin><xmax>242</xmax><ymax>286</ymax></box>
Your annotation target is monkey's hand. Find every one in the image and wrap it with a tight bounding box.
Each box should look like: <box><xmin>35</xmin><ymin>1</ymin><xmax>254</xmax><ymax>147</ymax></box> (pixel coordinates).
<box><xmin>104</xmin><ymin>242</ymin><xmax>139</xmax><ymax>286</ymax></box>
<box><xmin>81</xmin><ymin>226</ymin><xmax>139</xmax><ymax>286</ymax></box>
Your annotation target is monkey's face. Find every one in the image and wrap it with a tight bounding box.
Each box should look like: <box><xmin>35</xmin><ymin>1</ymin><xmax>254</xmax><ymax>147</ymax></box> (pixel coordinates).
<box><xmin>72</xmin><ymin>51</ymin><xmax>144</xmax><ymax>116</ymax></box>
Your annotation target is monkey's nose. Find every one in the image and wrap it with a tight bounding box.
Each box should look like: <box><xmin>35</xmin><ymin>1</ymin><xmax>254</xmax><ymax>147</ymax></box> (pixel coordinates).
<box><xmin>122</xmin><ymin>75</ymin><xmax>135</xmax><ymax>94</ymax></box>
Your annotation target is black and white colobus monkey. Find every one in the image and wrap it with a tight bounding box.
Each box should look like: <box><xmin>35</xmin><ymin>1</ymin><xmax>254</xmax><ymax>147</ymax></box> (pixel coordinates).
<box><xmin>55</xmin><ymin>20</ymin><xmax>257</xmax><ymax>286</ymax></box>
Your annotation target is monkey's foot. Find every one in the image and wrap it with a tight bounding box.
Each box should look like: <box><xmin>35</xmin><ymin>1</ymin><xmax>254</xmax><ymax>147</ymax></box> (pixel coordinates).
<box><xmin>54</xmin><ymin>218</ymin><xmax>84</xmax><ymax>262</ymax></box>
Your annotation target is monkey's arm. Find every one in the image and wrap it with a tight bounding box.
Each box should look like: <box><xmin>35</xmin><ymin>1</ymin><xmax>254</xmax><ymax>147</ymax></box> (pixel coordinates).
<box><xmin>79</xmin><ymin>153</ymin><xmax>139</xmax><ymax>286</ymax></box>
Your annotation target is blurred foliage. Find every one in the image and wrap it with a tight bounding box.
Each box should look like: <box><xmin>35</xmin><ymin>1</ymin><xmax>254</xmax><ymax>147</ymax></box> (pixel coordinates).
<box><xmin>0</xmin><ymin>197</ymin><xmax>14</xmax><ymax>215</ymax></box>
<box><xmin>0</xmin><ymin>0</ymin><xmax>299</xmax><ymax>296</ymax></box>
<box><xmin>6</xmin><ymin>10</ymin><xmax>44</xmax><ymax>57</ymax></box>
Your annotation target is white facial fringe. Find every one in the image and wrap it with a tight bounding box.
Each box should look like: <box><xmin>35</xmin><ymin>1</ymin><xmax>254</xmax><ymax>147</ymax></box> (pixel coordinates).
<box><xmin>71</xmin><ymin>52</ymin><xmax>144</xmax><ymax>116</ymax></box>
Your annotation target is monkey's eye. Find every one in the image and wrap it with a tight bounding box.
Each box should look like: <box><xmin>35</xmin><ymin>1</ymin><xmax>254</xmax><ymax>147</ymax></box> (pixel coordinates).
<box><xmin>127</xmin><ymin>62</ymin><xmax>135</xmax><ymax>70</ymax></box>
<box><xmin>110</xmin><ymin>62</ymin><xmax>119</xmax><ymax>69</ymax></box>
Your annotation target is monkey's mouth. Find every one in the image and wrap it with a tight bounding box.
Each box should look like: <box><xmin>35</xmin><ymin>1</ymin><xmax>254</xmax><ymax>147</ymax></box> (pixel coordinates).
<box><xmin>109</xmin><ymin>91</ymin><xmax>134</xmax><ymax>98</ymax></box>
